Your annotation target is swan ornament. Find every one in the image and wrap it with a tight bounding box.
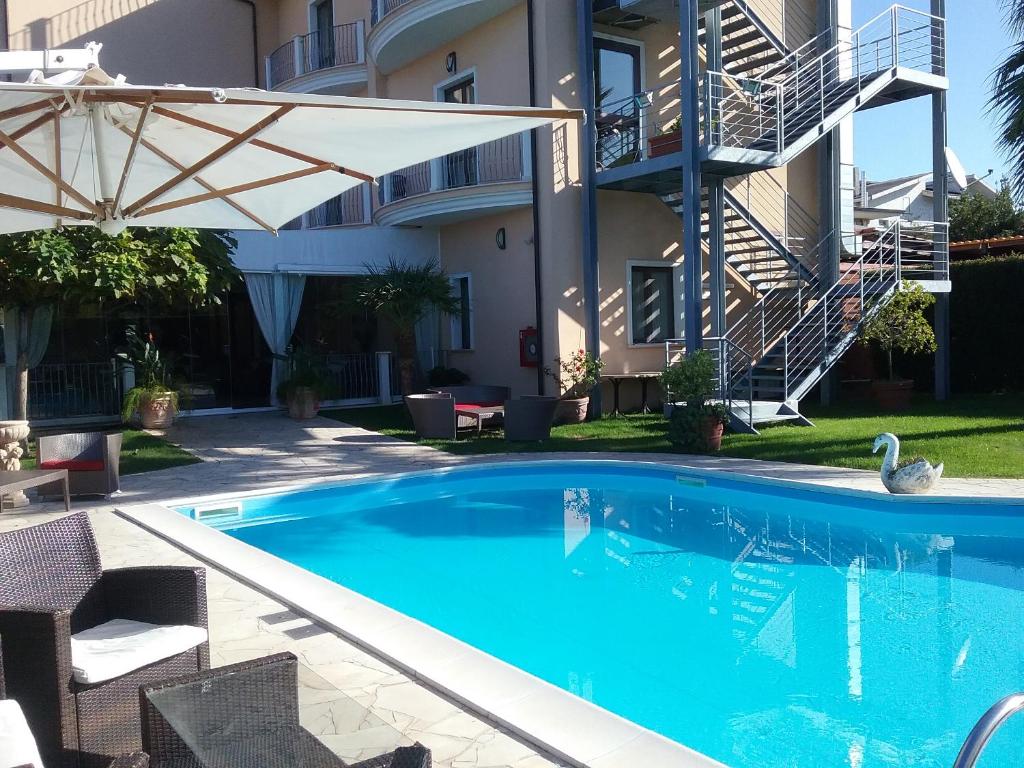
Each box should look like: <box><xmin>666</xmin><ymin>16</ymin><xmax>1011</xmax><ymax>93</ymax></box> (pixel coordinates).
<box><xmin>872</xmin><ymin>432</ymin><xmax>943</xmax><ymax>494</ymax></box>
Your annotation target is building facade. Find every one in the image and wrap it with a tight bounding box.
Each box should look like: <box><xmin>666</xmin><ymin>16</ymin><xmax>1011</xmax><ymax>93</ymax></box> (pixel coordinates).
<box><xmin>0</xmin><ymin>0</ymin><xmax>950</xmax><ymax>426</ymax></box>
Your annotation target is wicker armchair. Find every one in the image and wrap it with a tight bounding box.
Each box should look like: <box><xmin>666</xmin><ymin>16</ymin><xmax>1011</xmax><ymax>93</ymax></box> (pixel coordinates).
<box><xmin>0</xmin><ymin>513</ymin><xmax>208</xmax><ymax>768</ymax></box>
<box><xmin>503</xmin><ymin>397</ymin><xmax>558</xmax><ymax>441</ymax></box>
<box><xmin>404</xmin><ymin>394</ymin><xmax>456</xmax><ymax>440</ymax></box>
<box><xmin>141</xmin><ymin>653</ymin><xmax>431</xmax><ymax>768</ymax></box>
<box><xmin>37</xmin><ymin>432</ymin><xmax>122</xmax><ymax>498</ymax></box>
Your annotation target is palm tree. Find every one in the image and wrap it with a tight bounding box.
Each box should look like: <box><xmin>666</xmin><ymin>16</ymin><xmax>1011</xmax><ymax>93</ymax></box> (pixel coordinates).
<box><xmin>354</xmin><ymin>258</ymin><xmax>461</xmax><ymax>395</ymax></box>
<box><xmin>991</xmin><ymin>0</ymin><xmax>1024</xmax><ymax>198</ymax></box>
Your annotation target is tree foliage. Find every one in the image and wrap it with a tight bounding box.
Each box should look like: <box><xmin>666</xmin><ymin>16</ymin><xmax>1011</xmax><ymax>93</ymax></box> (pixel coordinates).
<box><xmin>990</xmin><ymin>0</ymin><xmax>1024</xmax><ymax>202</ymax></box>
<box><xmin>949</xmin><ymin>186</ymin><xmax>1024</xmax><ymax>242</ymax></box>
<box><xmin>0</xmin><ymin>227</ymin><xmax>238</xmax><ymax>309</ymax></box>
<box><xmin>350</xmin><ymin>258</ymin><xmax>461</xmax><ymax>394</ymax></box>
<box><xmin>860</xmin><ymin>281</ymin><xmax>937</xmax><ymax>381</ymax></box>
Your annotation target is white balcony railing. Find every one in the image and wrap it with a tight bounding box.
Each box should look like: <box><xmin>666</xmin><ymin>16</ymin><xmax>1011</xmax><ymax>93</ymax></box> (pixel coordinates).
<box><xmin>266</xmin><ymin>21</ymin><xmax>365</xmax><ymax>89</ymax></box>
<box><xmin>378</xmin><ymin>134</ymin><xmax>529</xmax><ymax>206</ymax></box>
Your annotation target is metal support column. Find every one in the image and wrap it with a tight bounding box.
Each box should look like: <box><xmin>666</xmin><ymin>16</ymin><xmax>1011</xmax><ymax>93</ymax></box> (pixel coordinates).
<box><xmin>817</xmin><ymin>0</ymin><xmax>840</xmax><ymax>406</ymax></box>
<box><xmin>576</xmin><ymin>0</ymin><xmax>602</xmax><ymax>416</ymax></box>
<box><xmin>705</xmin><ymin>6</ymin><xmax>726</xmax><ymax>338</ymax></box>
<box><xmin>932</xmin><ymin>0</ymin><xmax>950</xmax><ymax>401</ymax></box>
<box><xmin>680</xmin><ymin>0</ymin><xmax>703</xmax><ymax>351</ymax></box>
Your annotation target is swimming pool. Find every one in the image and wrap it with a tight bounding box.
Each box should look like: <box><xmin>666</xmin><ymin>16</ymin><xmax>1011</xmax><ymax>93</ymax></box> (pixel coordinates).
<box><xmin>177</xmin><ymin>462</ymin><xmax>1024</xmax><ymax>768</ymax></box>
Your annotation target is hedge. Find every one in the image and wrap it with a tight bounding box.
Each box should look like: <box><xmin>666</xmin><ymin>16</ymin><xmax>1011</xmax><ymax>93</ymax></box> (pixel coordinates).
<box><xmin>949</xmin><ymin>254</ymin><xmax>1024</xmax><ymax>392</ymax></box>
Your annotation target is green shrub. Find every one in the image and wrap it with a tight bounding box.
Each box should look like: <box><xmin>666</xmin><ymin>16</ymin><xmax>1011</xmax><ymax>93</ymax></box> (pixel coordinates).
<box><xmin>950</xmin><ymin>254</ymin><xmax>1024</xmax><ymax>392</ymax></box>
<box><xmin>662</xmin><ymin>349</ymin><xmax>728</xmax><ymax>453</ymax></box>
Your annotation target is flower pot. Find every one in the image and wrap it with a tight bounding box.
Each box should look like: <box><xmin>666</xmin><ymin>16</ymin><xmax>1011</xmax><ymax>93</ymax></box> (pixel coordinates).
<box><xmin>140</xmin><ymin>393</ymin><xmax>176</xmax><ymax>429</ymax></box>
<box><xmin>702</xmin><ymin>415</ymin><xmax>725</xmax><ymax>452</ymax></box>
<box><xmin>555</xmin><ymin>396</ymin><xmax>589</xmax><ymax>425</ymax></box>
<box><xmin>649</xmin><ymin>130</ymin><xmax>682</xmax><ymax>158</ymax></box>
<box><xmin>871</xmin><ymin>379</ymin><xmax>914</xmax><ymax>411</ymax></box>
<box><xmin>287</xmin><ymin>386</ymin><xmax>320</xmax><ymax>420</ymax></box>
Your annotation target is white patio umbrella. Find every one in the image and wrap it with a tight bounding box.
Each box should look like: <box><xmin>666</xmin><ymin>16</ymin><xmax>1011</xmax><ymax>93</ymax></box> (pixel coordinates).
<box><xmin>0</xmin><ymin>67</ymin><xmax>578</xmax><ymax>234</ymax></box>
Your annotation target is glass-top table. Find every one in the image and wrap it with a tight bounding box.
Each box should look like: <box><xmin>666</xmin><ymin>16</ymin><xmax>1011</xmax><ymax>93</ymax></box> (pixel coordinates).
<box><xmin>142</xmin><ymin>653</ymin><xmax>420</xmax><ymax>767</ymax></box>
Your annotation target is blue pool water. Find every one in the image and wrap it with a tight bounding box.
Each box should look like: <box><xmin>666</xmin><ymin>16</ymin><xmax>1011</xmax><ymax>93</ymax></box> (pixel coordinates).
<box><xmin>182</xmin><ymin>462</ymin><xmax>1024</xmax><ymax>768</ymax></box>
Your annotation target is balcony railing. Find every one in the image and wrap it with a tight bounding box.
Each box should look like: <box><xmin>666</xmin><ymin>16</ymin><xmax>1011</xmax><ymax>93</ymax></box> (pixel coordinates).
<box><xmin>266</xmin><ymin>21</ymin><xmax>364</xmax><ymax>89</ymax></box>
<box><xmin>281</xmin><ymin>184</ymin><xmax>369</xmax><ymax>230</ymax></box>
<box><xmin>370</xmin><ymin>0</ymin><xmax>415</xmax><ymax>26</ymax></box>
<box><xmin>379</xmin><ymin>134</ymin><xmax>527</xmax><ymax>206</ymax></box>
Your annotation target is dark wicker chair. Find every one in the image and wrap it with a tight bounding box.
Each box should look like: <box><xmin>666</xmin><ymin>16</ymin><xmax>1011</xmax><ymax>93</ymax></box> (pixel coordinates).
<box><xmin>0</xmin><ymin>512</ymin><xmax>208</xmax><ymax>768</ymax></box>
<box><xmin>404</xmin><ymin>394</ymin><xmax>456</xmax><ymax>440</ymax></box>
<box><xmin>37</xmin><ymin>432</ymin><xmax>122</xmax><ymax>498</ymax></box>
<box><xmin>140</xmin><ymin>653</ymin><xmax>431</xmax><ymax>768</ymax></box>
<box><xmin>504</xmin><ymin>397</ymin><xmax>559</xmax><ymax>441</ymax></box>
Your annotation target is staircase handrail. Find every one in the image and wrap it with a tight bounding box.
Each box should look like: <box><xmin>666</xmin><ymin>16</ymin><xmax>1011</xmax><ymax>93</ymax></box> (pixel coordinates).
<box><xmin>705</xmin><ymin>335</ymin><xmax>755</xmax><ymax>432</ymax></box>
<box><xmin>705</xmin><ymin>4</ymin><xmax>946</xmax><ymax>155</ymax></box>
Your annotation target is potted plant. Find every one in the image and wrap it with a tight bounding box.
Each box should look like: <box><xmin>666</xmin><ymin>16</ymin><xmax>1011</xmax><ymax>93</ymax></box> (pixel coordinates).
<box><xmin>859</xmin><ymin>281</ymin><xmax>937</xmax><ymax>411</ymax></box>
<box><xmin>546</xmin><ymin>349</ymin><xmax>604</xmax><ymax>424</ymax></box>
<box><xmin>661</xmin><ymin>349</ymin><xmax>729</xmax><ymax>452</ymax></box>
<box><xmin>276</xmin><ymin>350</ymin><xmax>330</xmax><ymax>420</ymax></box>
<box><xmin>649</xmin><ymin>117</ymin><xmax>682</xmax><ymax>158</ymax></box>
<box><xmin>119</xmin><ymin>327</ymin><xmax>178</xmax><ymax>429</ymax></box>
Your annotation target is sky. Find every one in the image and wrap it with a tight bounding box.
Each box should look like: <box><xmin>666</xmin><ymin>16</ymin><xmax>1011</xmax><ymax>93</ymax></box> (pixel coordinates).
<box><xmin>852</xmin><ymin>0</ymin><xmax>1012</xmax><ymax>184</ymax></box>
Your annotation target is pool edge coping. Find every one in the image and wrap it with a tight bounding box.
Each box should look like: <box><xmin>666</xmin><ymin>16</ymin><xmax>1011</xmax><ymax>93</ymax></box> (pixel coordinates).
<box><xmin>115</xmin><ymin>498</ymin><xmax>725</xmax><ymax>768</ymax></box>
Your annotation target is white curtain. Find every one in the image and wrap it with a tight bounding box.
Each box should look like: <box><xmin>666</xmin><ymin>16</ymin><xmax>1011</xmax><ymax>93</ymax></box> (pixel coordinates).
<box><xmin>244</xmin><ymin>273</ymin><xmax>306</xmax><ymax>405</ymax></box>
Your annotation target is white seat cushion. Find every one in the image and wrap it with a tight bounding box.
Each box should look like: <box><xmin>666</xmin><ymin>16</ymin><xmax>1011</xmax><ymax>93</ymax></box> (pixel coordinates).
<box><xmin>0</xmin><ymin>699</ymin><xmax>44</xmax><ymax>768</ymax></box>
<box><xmin>70</xmin><ymin>618</ymin><xmax>208</xmax><ymax>685</ymax></box>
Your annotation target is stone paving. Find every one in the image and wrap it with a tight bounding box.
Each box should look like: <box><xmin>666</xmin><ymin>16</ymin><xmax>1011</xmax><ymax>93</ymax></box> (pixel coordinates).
<box><xmin>1</xmin><ymin>410</ymin><xmax>1022</xmax><ymax>768</ymax></box>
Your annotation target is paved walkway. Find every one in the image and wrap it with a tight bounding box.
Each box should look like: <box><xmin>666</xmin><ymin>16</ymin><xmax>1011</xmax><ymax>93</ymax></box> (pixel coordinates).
<box><xmin>1</xmin><ymin>411</ymin><xmax>1021</xmax><ymax>768</ymax></box>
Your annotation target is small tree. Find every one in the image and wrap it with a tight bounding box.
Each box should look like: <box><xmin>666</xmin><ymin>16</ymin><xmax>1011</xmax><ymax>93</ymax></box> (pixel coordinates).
<box><xmin>0</xmin><ymin>227</ymin><xmax>237</xmax><ymax>421</ymax></box>
<box><xmin>661</xmin><ymin>349</ymin><xmax>728</xmax><ymax>453</ymax></box>
<box><xmin>351</xmin><ymin>258</ymin><xmax>460</xmax><ymax>395</ymax></box>
<box><xmin>949</xmin><ymin>186</ymin><xmax>1024</xmax><ymax>242</ymax></box>
<box><xmin>860</xmin><ymin>281</ymin><xmax>937</xmax><ymax>381</ymax></box>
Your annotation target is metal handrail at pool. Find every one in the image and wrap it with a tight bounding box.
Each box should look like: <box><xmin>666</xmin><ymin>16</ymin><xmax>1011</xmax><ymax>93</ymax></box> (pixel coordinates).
<box><xmin>952</xmin><ymin>693</ymin><xmax>1024</xmax><ymax>768</ymax></box>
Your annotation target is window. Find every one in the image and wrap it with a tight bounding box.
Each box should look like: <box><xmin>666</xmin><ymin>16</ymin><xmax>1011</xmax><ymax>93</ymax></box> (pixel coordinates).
<box><xmin>312</xmin><ymin>0</ymin><xmax>335</xmax><ymax>68</ymax></box>
<box><xmin>629</xmin><ymin>265</ymin><xmax>674</xmax><ymax>345</ymax></box>
<box><xmin>450</xmin><ymin>274</ymin><xmax>473</xmax><ymax>350</ymax></box>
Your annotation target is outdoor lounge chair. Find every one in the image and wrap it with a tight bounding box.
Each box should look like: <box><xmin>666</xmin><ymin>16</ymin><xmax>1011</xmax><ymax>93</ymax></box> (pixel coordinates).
<box><xmin>405</xmin><ymin>393</ymin><xmax>457</xmax><ymax>440</ymax></box>
<box><xmin>140</xmin><ymin>652</ymin><xmax>431</xmax><ymax>768</ymax></box>
<box><xmin>504</xmin><ymin>397</ymin><xmax>559</xmax><ymax>441</ymax></box>
<box><xmin>36</xmin><ymin>432</ymin><xmax>122</xmax><ymax>498</ymax></box>
<box><xmin>428</xmin><ymin>385</ymin><xmax>511</xmax><ymax>430</ymax></box>
<box><xmin>0</xmin><ymin>512</ymin><xmax>208</xmax><ymax>768</ymax></box>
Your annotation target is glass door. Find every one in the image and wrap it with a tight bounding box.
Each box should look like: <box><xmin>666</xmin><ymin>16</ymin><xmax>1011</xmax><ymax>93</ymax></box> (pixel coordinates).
<box><xmin>442</xmin><ymin>77</ymin><xmax>478</xmax><ymax>188</ymax></box>
<box><xmin>594</xmin><ymin>36</ymin><xmax>642</xmax><ymax>168</ymax></box>
<box><xmin>314</xmin><ymin>0</ymin><xmax>335</xmax><ymax>69</ymax></box>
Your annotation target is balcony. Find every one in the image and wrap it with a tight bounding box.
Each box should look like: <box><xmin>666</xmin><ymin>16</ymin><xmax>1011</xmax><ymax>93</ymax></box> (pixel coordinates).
<box><xmin>282</xmin><ymin>184</ymin><xmax>371</xmax><ymax>230</ymax></box>
<box><xmin>266</xmin><ymin>22</ymin><xmax>367</xmax><ymax>94</ymax></box>
<box><xmin>375</xmin><ymin>134</ymin><xmax>531</xmax><ymax>226</ymax></box>
<box><xmin>367</xmin><ymin>0</ymin><xmax>518</xmax><ymax>74</ymax></box>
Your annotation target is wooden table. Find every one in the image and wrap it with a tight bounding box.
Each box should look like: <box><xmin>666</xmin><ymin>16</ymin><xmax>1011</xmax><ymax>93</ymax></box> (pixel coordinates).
<box><xmin>601</xmin><ymin>372</ymin><xmax>662</xmax><ymax>415</ymax></box>
<box><xmin>455</xmin><ymin>405</ymin><xmax>505</xmax><ymax>435</ymax></box>
<box><xmin>0</xmin><ymin>469</ymin><xmax>70</xmax><ymax>513</ymax></box>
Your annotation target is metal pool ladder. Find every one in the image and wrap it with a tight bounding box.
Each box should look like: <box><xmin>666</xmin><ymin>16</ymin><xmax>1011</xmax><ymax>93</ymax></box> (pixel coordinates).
<box><xmin>953</xmin><ymin>693</ymin><xmax>1024</xmax><ymax>768</ymax></box>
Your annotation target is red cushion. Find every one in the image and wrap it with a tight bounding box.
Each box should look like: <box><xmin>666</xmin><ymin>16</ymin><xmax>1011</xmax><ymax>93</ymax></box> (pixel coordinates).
<box><xmin>456</xmin><ymin>401</ymin><xmax>504</xmax><ymax>409</ymax></box>
<box><xmin>39</xmin><ymin>459</ymin><xmax>105</xmax><ymax>472</ymax></box>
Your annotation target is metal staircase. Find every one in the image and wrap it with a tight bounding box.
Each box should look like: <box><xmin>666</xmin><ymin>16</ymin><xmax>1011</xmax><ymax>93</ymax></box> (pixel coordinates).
<box><xmin>702</xmin><ymin>5</ymin><xmax>947</xmax><ymax>174</ymax></box>
<box><xmin>595</xmin><ymin>3</ymin><xmax>948</xmax><ymax>435</ymax></box>
<box><xmin>707</xmin><ymin>220</ymin><xmax>949</xmax><ymax>432</ymax></box>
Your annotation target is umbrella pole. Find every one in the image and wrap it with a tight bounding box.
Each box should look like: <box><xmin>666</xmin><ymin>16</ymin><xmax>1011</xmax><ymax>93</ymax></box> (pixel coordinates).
<box><xmin>91</xmin><ymin>105</ymin><xmax>115</xmax><ymax>215</ymax></box>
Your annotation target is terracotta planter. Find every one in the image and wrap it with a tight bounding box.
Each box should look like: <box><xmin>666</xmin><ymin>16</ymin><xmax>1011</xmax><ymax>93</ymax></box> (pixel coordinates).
<box><xmin>140</xmin><ymin>393</ymin><xmax>176</xmax><ymax>429</ymax></box>
<box><xmin>555</xmin><ymin>396</ymin><xmax>589</xmax><ymax>425</ymax></box>
<box><xmin>702</xmin><ymin>415</ymin><xmax>725</xmax><ymax>452</ymax></box>
<box><xmin>871</xmin><ymin>379</ymin><xmax>914</xmax><ymax>411</ymax></box>
<box><xmin>648</xmin><ymin>131</ymin><xmax>682</xmax><ymax>158</ymax></box>
<box><xmin>287</xmin><ymin>386</ymin><xmax>320</xmax><ymax>420</ymax></box>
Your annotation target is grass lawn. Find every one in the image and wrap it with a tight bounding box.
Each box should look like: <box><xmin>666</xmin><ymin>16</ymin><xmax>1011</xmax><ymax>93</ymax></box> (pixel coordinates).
<box><xmin>21</xmin><ymin>430</ymin><xmax>200</xmax><ymax>476</ymax></box>
<box><xmin>324</xmin><ymin>392</ymin><xmax>1024</xmax><ymax>479</ymax></box>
